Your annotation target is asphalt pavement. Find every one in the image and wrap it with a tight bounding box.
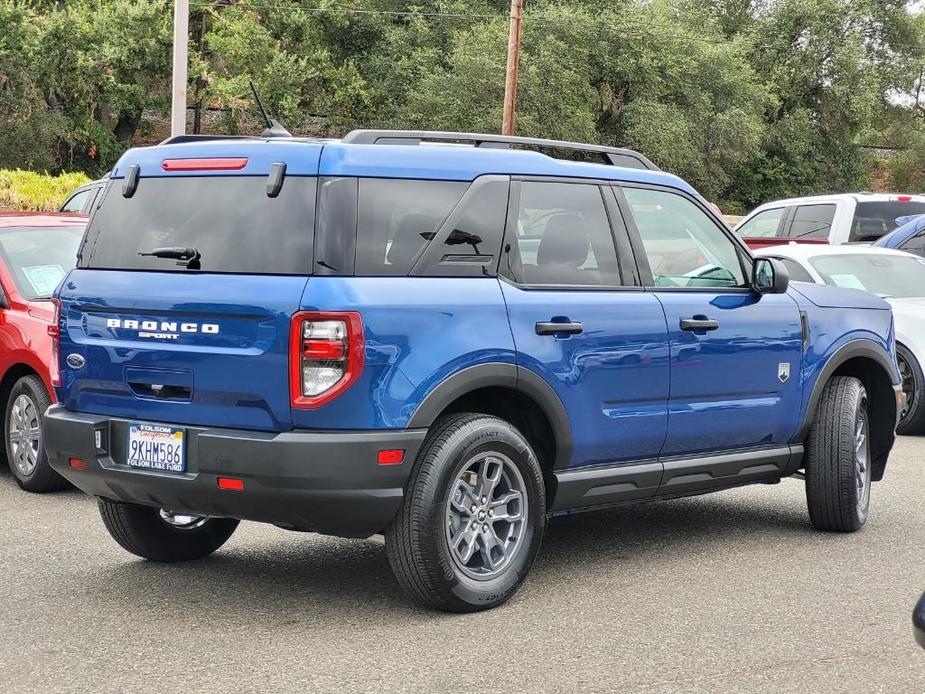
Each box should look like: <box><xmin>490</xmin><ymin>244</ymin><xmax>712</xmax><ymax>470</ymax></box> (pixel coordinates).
<box><xmin>1</xmin><ymin>437</ymin><xmax>924</xmax><ymax>693</ymax></box>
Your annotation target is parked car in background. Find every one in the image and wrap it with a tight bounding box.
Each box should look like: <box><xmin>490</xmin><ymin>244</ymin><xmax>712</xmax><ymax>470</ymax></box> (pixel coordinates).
<box><xmin>0</xmin><ymin>213</ymin><xmax>86</xmax><ymax>491</ymax></box>
<box><xmin>755</xmin><ymin>244</ymin><xmax>925</xmax><ymax>435</ymax></box>
<box><xmin>874</xmin><ymin>214</ymin><xmax>925</xmax><ymax>258</ymax></box>
<box><xmin>735</xmin><ymin>193</ymin><xmax>925</xmax><ymax>250</ymax></box>
<box><xmin>915</xmin><ymin>593</ymin><xmax>925</xmax><ymax>648</ymax></box>
<box><xmin>59</xmin><ymin>176</ymin><xmax>107</xmax><ymax>214</ymax></box>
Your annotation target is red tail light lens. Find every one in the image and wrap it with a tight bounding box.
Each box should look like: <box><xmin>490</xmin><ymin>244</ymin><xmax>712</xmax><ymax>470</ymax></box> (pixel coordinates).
<box><xmin>48</xmin><ymin>298</ymin><xmax>61</xmax><ymax>388</ymax></box>
<box><xmin>290</xmin><ymin>311</ymin><xmax>364</xmax><ymax>409</ymax></box>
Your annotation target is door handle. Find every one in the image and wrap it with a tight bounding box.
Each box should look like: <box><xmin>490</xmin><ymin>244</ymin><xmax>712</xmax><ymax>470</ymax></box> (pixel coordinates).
<box><xmin>680</xmin><ymin>317</ymin><xmax>719</xmax><ymax>332</ymax></box>
<box><xmin>536</xmin><ymin>321</ymin><xmax>583</xmax><ymax>336</ymax></box>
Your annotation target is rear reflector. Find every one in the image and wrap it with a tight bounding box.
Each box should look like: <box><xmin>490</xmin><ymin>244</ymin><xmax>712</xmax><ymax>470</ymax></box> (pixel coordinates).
<box><xmin>161</xmin><ymin>157</ymin><xmax>248</xmax><ymax>172</ymax></box>
<box><xmin>217</xmin><ymin>477</ymin><xmax>245</xmax><ymax>491</ymax></box>
<box><xmin>377</xmin><ymin>449</ymin><xmax>405</xmax><ymax>465</ymax></box>
<box><xmin>68</xmin><ymin>458</ymin><xmax>87</xmax><ymax>470</ymax></box>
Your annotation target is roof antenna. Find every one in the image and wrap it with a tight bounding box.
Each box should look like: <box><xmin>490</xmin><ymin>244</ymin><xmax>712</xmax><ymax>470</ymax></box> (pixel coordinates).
<box><xmin>249</xmin><ymin>79</ymin><xmax>292</xmax><ymax>138</ymax></box>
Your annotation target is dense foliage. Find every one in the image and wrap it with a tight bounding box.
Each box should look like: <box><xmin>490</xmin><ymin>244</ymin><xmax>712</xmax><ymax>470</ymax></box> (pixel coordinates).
<box><xmin>2</xmin><ymin>0</ymin><xmax>924</xmax><ymax>212</ymax></box>
<box><xmin>0</xmin><ymin>170</ymin><xmax>91</xmax><ymax>211</ymax></box>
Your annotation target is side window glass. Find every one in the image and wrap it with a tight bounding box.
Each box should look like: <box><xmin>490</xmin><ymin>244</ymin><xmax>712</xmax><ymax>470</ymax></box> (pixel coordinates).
<box><xmin>736</xmin><ymin>208</ymin><xmax>784</xmax><ymax>238</ymax></box>
<box><xmin>623</xmin><ymin>187</ymin><xmax>746</xmax><ymax>289</ymax></box>
<box><xmin>507</xmin><ymin>182</ymin><xmax>621</xmax><ymax>287</ymax></box>
<box><xmin>775</xmin><ymin>257</ymin><xmax>815</xmax><ymax>283</ymax></box>
<box><xmin>789</xmin><ymin>204</ymin><xmax>836</xmax><ymax>239</ymax></box>
<box><xmin>901</xmin><ymin>231</ymin><xmax>925</xmax><ymax>258</ymax></box>
<box><xmin>355</xmin><ymin>179</ymin><xmax>467</xmax><ymax>276</ymax></box>
<box><xmin>61</xmin><ymin>190</ymin><xmax>89</xmax><ymax>213</ymax></box>
<box><xmin>414</xmin><ymin>177</ymin><xmax>508</xmax><ymax>277</ymax></box>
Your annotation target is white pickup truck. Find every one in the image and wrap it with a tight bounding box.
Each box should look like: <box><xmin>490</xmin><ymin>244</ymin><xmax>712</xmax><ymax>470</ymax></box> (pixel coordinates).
<box><xmin>734</xmin><ymin>193</ymin><xmax>925</xmax><ymax>250</ymax></box>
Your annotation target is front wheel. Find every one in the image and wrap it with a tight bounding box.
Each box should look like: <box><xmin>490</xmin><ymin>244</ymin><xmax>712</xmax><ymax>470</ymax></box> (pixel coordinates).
<box><xmin>896</xmin><ymin>343</ymin><xmax>925</xmax><ymax>435</ymax></box>
<box><xmin>98</xmin><ymin>499</ymin><xmax>239</xmax><ymax>562</ymax></box>
<box><xmin>805</xmin><ymin>376</ymin><xmax>871</xmax><ymax>532</ymax></box>
<box><xmin>385</xmin><ymin>413</ymin><xmax>546</xmax><ymax>612</ymax></box>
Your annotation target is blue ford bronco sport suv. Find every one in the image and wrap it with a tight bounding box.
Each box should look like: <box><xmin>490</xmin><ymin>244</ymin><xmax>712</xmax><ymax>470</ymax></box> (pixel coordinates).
<box><xmin>44</xmin><ymin>130</ymin><xmax>904</xmax><ymax>612</ymax></box>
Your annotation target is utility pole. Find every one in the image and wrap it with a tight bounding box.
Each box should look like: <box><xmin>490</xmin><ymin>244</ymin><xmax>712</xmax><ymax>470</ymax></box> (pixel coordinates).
<box><xmin>502</xmin><ymin>0</ymin><xmax>524</xmax><ymax>136</ymax></box>
<box><xmin>170</xmin><ymin>0</ymin><xmax>190</xmax><ymax>137</ymax></box>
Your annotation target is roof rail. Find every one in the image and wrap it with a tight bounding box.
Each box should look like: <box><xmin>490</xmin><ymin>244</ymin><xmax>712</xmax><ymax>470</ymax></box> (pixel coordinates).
<box><xmin>342</xmin><ymin>129</ymin><xmax>660</xmax><ymax>171</ymax></box>
<box><xmin>158</xmin><ymin>134</ymin><xmax>266</xmax><ymax>146</ymax></box>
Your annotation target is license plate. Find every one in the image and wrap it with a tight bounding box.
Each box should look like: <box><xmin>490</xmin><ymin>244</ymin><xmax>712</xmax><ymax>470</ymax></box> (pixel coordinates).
<box><xmin>126</xmin><ymin>423</ymin><xmax>185</xmax><ymax>473</ymax></box>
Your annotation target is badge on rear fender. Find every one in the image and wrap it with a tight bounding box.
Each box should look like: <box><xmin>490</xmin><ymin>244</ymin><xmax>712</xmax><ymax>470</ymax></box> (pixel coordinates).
<box><xmin>778</xmin><ymin>362</ymin><xmax>791</xmax><ymax>383</ymax></box>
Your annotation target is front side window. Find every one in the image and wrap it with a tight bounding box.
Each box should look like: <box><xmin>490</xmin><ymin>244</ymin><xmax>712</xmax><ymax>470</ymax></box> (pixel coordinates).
<box><xmin>623</xmin><ymin>187</ymin><xmax>746</xmax><ymax>288</ymax></box>
<box><xmin>900</xmin><ymin>231</ymin><xmax>925</xmax><ymax>258</ymax></box>
<box><xmin>737</xmin><ymin>208</ymin><xmax>784</xmax><ymax>238</ymax></box>
<box><xmin>0</xmin><ymin>227</ymin><xmax>84</xmax><ymax>299</ymax></box>
<box><xmin>788</xmin><ymin>204</ymin><xmax>836</xmax><ymax>240</ymax></box>
<box><xmin>506</xmin><ymin>181</ymin><xmax>621</xmax><ymax>286</ymax></box>
<box><xmin>60</xmin><ymin>190</ymin><xmax>90</xmax><ymax>213</ymax></box>
<box><xmin>354</xmin><ymin>179</ymin><xmax>467</xmax><ymax>276</ymax></box>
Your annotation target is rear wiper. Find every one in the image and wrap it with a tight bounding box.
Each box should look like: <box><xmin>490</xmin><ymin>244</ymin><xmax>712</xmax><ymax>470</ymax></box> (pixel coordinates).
<box><xmin>138</xmin><ymin>247</ymin><xmax>202</xmax><ymax>269</ymax></box>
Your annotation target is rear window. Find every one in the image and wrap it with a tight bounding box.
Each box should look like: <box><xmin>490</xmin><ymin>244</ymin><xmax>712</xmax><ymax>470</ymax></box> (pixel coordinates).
<box><xmin>82</xmin><ymin>176</ymin><xmax>316</xmax><ymax>274</ymax></box>
<box><xmin>0</xmin><ymin>227</ymin><xmax>83</xmax><ymax>300</ymax></box>
<box><xmin>851</xmin><ymin>201</ymin><xmax>925</xmax><ymax>242</ymax></box>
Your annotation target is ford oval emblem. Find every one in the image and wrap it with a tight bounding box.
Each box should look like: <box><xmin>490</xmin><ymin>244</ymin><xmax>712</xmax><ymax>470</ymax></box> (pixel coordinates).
<box><xmin>65</xmin><ymin>353</ymin><xmax>86</xmax><ymax>369</ymax></box>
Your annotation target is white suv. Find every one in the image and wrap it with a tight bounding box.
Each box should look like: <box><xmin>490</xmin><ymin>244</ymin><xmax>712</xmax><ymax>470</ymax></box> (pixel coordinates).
<box><xmin>735</xmin><ymin>193</ymin><xmax>925</xmax><ymax>249</ymax></box>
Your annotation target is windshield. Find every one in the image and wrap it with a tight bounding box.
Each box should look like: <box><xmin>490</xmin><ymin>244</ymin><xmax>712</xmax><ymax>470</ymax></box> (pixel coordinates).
<box><xmin>809</xmin><ymin>253</ymin><xmax>925</xmax><ymax>298</ymax></box>
<box><xmin>82</xmin><ymin>176</ymin><xmax>316</xmax><ymax>275</ymax></box>
<box><xmin>0</xmin><ymin>227</ymin><xmax>83</xmax><ymax>300</ymax></box>
<box><xmin>851</xmin><ymin>201</ymin><xmax>925</xmax><ymax>242</ymax></box>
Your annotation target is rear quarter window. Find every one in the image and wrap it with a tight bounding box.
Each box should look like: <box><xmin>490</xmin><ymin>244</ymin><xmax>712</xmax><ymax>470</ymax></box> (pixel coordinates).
<box><xmin>82</xmin><ymin>176</ymin><xmax>316</xmax><ymax>275</ymax></box>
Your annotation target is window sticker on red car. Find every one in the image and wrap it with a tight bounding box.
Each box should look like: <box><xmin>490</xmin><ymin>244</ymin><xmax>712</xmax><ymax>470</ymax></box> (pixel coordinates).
<box><xmin>22</xmin><ymin>264</ymin><xmax>66</xmax><ymax>296</ymax></box>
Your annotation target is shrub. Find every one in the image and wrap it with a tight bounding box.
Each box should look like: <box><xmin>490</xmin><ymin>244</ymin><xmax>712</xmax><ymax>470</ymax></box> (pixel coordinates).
<box><xmin>0</xmin><ymin>170</ymin><xmax>92</xmax><ymax>212</ymax></box>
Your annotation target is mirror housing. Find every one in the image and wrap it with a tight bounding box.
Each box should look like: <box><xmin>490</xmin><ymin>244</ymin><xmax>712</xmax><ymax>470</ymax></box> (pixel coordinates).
<box><xmin>753</xmin><ymin>257</ymin><xmax>789</xmax><ymax>295</ymax></box>
<box><xmin>915</xmin><ymin>592</ymin><xmax>925</xmax><ymax>648</ymax></box>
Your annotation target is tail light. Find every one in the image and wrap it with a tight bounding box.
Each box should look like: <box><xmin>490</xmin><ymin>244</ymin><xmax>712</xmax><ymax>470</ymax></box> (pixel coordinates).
<box><xmin>289</xmin><ymin>311</ymin><xmax>364</xmax><ymax>409</ymax></box>
<box><xmin>48</xmin><ymin>298</ymin><xmax>61</xmax><ymax>388</ymax></box>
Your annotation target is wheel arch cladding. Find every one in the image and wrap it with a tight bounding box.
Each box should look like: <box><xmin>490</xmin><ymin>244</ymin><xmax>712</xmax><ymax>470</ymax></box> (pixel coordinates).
<box><xmin>406</xmin><ymin>363</ymin><xmax>573</xmax><ymax>498</ymax></box>
<box><xmin>799</xmin><ymin>341</ymin><xmax>898</xmax><ymax>481</ymax></box>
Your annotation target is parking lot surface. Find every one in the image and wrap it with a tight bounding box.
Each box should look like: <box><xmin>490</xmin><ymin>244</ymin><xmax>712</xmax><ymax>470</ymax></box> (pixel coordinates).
<box><xmin>1</xmin><ymin>437</ymin><xmax>924</xmax><ymax>693</ymax></box>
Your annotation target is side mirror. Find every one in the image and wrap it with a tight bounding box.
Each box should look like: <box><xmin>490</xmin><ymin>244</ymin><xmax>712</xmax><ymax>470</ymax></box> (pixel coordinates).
<box><xmin>914</xmin><ymin>592</ymin><xmax>925</xmax><ymax>648</ymax></box>
<box><xmin>753</xmin><ymin>257</ymin><xmax>789</xmax><ymax>295</ymax></box>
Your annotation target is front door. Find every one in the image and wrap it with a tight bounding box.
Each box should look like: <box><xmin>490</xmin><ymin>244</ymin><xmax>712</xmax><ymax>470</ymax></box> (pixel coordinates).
<box><xmin>499</xmin><ymin>179</ymin><xmax>670</xmax><ymax>486</ymax></box>
<box><xmin>617</xmin><ymin>185</ymin><xmax>804</xmax><ymax>459</ymax></box>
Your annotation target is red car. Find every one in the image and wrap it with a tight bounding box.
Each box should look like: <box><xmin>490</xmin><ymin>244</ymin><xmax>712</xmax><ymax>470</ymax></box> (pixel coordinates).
<box><xmin>0</xmin><ymin>212</ymin><xmax>86</xmax><ymax>492</ymax></box>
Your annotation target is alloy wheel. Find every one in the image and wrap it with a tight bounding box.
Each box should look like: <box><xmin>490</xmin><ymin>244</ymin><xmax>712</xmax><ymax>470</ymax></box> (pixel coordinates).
<box><xmin>9</xmin><ymin>394</ymin><xmax>40</xmax><ymax>477</ymax></box>
<box><xmin>445</xmin><ymin>452</ymin><xmax>528</xmax><ymax>580</ymax></box>
<box><xmin>855</xmin><ymin>406</ymin><xmax>871</xmax><ymax>516</ymax></box>
<box><xmin>898</xmin><ymin>353</ymin><xmax>917</xmax><ymax>424</ymax></box>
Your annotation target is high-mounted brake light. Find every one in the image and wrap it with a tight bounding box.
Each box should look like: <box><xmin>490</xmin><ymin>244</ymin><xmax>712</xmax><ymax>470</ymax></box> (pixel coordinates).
<box><xmin>896</xmin><ymin>195</ymin><xmax>913</xmax><ymax>202</ymax></box>
<box><xmin>48</xmin><ymin>298</ymin><xmax>61</xmax><ymax>388</ymax></box>
<box><xmin>161</xmin><ymin>158</ymin><xmax>248</xmax><ymax>172</ymax></box>
<box><xmin>289</xmin><ymin>311</ymin><xmax>364</xmax><ymax>409</ymax></box>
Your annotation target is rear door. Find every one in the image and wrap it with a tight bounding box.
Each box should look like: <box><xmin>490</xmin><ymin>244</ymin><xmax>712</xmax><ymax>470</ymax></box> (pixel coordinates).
<box><xmin>500</xmin><ymin>178</ymin><xmax>669</xmax><ymax>490</ymax></box>
<box><xmin>57</xmin><ymin>152</ymin><xmax>320</xmax><ymax>432</ymax></box>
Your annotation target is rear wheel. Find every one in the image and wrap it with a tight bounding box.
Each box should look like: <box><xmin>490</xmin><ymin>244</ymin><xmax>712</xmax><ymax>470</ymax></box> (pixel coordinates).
<box><xmin>98</xmin><ymin>498</ymin><xmax>239</xmax><ymax>562</ymax></box>
<box><xmin>385</xmin><ymin>413</ymin><xmax>546</xmax><ymax>612</ymax></box>
<box><xmin>4</xmin><ymin>374</ymin><xmax>66</xmax><ymax>493</ymax></box>
<box><xmin>805</xmin><ymin>377</ymin><xmax>871</xmax><ymax>532</ymax></box>
<box><xmin>896</xmin><ymin>343</ymin><xmax>925</xmax><ymax>435</ymax></box>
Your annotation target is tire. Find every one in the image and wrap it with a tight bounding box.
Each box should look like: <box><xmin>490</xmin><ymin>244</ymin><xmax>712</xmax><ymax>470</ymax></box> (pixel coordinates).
<box><xmin>896</xmin><ymin>343</ymin><xmax>925</xmax><ymax>435</ymax></box>
<box><xmin>98</xmin><ymin>498</ymin><xmax>239</xmax><ymax>562</ymax></box>
<box><xmin>3</xmin><ymin>374</ymin><xmax>66</xmax><ymax>493</ymax></box>
<box><xmin>805</xmin><ymin>376</ymin><xmax>871</xmax><ymax>532</ymax></box>
<box><xmin>385</xmin><ymin>413</ymin><xmax>546</xmax><ymax>612</ymax></box>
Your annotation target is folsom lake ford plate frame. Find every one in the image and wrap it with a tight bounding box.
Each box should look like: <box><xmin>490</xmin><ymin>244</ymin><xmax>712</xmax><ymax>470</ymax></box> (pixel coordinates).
<box><xmin>126</xmin><ymin>422</ymin><xmax>186</xmax><ymax>473</ymax></box>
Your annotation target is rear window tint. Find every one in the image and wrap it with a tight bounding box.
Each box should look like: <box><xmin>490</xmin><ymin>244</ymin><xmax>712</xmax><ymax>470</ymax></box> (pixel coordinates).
<box><xmin>852</xmin><ymin>201</ymin><xmax>925</xmax><ymax>242</ymax></box>
<box><xmin>82</xmin><ymin>176</ymin><xmax>316</xmax><ymax>274</ymax></box>
<box><xmin>354</xmin><ymin>179</ymin><xmax>467</xmax><ymax>276</ymax></box>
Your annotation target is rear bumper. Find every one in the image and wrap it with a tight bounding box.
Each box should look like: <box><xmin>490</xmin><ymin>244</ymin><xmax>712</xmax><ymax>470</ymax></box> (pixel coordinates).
<box><xmin>43</xmin><ymin>405</ymin><xmax>427</xmax><ymax>538</ymax></box>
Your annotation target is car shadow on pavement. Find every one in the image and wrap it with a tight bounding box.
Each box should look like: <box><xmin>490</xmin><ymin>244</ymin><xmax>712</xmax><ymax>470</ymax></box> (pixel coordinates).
<box><xmin>68</xmin><ymin>485</ymin><xmax>813</xmax><ymax>621</ymax></box>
